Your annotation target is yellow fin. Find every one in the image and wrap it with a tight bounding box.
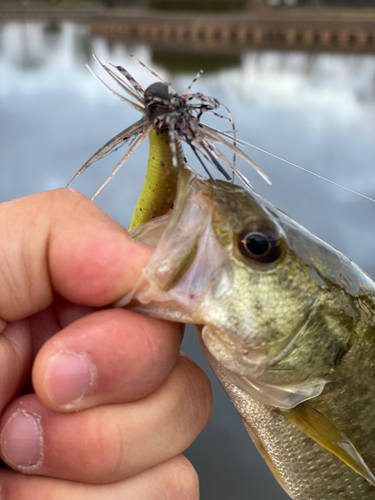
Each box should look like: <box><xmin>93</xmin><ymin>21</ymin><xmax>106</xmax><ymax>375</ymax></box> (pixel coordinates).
<box><xmin>284</xmin><ymin>402</ymin><xmax>375</xmax><ymax>486</ymax></box>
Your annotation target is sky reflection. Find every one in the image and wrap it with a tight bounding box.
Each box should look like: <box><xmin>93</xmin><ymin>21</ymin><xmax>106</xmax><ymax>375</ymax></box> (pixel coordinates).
<box><xmin>1</xmin><ymin>20</ymin><xmax>374</xmax><ymax>276</ymax></box>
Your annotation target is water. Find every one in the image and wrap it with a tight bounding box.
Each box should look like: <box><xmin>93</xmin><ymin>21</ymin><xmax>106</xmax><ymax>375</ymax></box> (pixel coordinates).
<box><xmin>1</xmin><ymin>19</ymin><xmax>375</xmax><ymax>500</ymax></box>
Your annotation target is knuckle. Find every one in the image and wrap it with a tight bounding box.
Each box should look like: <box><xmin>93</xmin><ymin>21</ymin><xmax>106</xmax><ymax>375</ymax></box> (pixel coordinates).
<box><xmin>41</xmin><ymin>188</ymin><xmax>91</xmax><ymax>228</ymax></box>
<box><xmin>50</xmin><ymin>187</ymin><xmax>88</xmax><ymax>206</ymax></box>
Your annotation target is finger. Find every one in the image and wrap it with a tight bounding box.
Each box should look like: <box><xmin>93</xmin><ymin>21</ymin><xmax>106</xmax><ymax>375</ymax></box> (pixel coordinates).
<box><xmin>27</xmin><ymin>307</ymin><xmax>61</xmax><ymax>359</ymax></box>
<box><xmin>27</xmin><ymin>298</ymin><xmax>95</xmax><ymax>359</ymax></box>
<box><xmin>0</xmin><ymin>356</ymin><xmax>212</xmax><ymax>483</ymax></box>
<box><xmin>0</xmin><ymin>189</ymin><xmax>151</xmax><ymax>323</ymax></box>
<box><xmin>0</xmin><ymin>455</ymin><xmax>198</xmax><ymax>500</ymax></box>
<box><xmin>52</xmin><ymin>296</ymin><xmax>95</xmax><ymax>330</ymax></box>
<box><xmin>0</xmin><ymin>321</ymin><xmax>32</xmax><ymax>412</ymax></box>
<box><xmin>32</xmin><ymin>309</ymin><xmax>183</xmax><ymax>411</ymax></box>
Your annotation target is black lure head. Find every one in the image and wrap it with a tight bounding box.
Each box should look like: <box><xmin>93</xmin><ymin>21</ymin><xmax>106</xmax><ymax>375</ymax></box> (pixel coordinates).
<box><xmin>144</xmin><ymin>81</ymin><xmax>172</xmax><ymax>102</ymax></box>
<box><xmin>144</xmin><ymin>82</ymin><xmax>174</xmax><ymax>120</ymax></box>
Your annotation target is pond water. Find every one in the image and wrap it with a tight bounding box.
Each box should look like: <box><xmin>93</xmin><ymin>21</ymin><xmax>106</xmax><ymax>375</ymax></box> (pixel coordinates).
<box><xmin>1</xmin><ymin>19</ymin><xmax>375</xmax><ymax>500</ymax></box>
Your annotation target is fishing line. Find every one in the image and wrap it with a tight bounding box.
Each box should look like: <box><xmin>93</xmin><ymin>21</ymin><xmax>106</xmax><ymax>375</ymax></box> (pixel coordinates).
<box><xmin>240</xmin><ymin>140</ymin><xmax>375</xmax><ymax>204</ymax></box>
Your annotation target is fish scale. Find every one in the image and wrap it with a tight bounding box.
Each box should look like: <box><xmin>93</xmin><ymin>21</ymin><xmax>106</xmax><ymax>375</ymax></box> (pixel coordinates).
<box><xmin>201</xmin><ymin>339</ymin><xmax>375</xmax><ymax>499</ymax></box>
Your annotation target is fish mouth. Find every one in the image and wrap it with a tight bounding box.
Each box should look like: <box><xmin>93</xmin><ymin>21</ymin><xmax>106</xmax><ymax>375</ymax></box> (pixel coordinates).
<box><xmin>115</xmin><ymin>166</ymin><xmax>225</xmax><ymax>318</ymax></box>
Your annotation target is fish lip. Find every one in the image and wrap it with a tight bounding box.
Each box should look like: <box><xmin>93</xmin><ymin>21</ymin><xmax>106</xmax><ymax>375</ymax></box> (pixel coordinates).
<box><xmin>129</xmin><ymin>210</ymin><xmax>173</xmax><ymax>248</ymax></box>
<box><xmin>138</xmin><ymin>169</ymin><xmax>220</xmax><ymax>290</ymax></box>
<box><xmin>116</xmin><ymin>169</ymin><xmax>222</xmax><ymax>312</ymax></box>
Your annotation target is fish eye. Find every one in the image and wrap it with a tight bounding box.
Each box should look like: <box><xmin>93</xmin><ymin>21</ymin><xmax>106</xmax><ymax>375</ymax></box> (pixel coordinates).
<box><xmin>238</xmin><ymin>224</ymin><xmax>283</xmax><ymax>264</ymax></box>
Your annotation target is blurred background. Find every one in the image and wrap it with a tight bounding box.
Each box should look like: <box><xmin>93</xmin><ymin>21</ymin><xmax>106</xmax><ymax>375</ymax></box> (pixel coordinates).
<box><xmin>1</xmin><ymin>0</ymin><xmax>375</xmax><ymax>499</ymax></box>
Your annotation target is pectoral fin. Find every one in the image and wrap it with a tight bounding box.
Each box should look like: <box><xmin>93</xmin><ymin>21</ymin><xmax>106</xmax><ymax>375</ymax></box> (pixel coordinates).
<box><xmin>283</xmin><ymin>402</ymin><xmax>375</xmax><ymax>486</ymax></box>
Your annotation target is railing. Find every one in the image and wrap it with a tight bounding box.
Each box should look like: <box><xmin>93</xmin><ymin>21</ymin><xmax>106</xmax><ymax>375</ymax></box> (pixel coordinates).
<box><xmin>90</xmin><ymin>17</ymin><xmax>375</xmax><ymax>52</ymax></box>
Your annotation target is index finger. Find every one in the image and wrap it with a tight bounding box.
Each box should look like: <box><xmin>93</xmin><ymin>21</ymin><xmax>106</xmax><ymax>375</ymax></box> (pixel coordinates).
<box><xmin>0</xmin><ymin>188</ymin><xmax>152</xmax><ymax>323</ymax></box>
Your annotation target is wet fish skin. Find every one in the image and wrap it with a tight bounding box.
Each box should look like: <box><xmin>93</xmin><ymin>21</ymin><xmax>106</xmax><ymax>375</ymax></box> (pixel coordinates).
<box><xmin>200</xmin><ymin>334</ymin><xmax>375</xmax><ymax>499</ymax></box>
<box><xmin>122</xmin><ymin>167</ymin><xmax>375</xmax><ymax>499</ymax></box>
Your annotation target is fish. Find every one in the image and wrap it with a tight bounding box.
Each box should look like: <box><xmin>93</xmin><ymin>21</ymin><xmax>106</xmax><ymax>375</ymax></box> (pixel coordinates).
<box><xmin>116</xmin><ymin>165</ymin><xmax>375</xmax><ymax>499</ymax></box>
<box><xmin>74</xmin><ymin>57</ymin><xmax>375</xmax><ymax>499</ymax></box>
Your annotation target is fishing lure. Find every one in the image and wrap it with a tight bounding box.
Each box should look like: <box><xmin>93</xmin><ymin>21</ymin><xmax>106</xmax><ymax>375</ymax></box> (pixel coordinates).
<box><xmin>68</xmin><ymin>55</ymin><xmax>270</xmax><ymax>224</ymax></box>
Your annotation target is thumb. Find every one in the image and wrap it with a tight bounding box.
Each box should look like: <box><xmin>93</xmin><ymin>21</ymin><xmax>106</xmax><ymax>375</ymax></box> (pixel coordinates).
<box><xmin>0</xmin><ymin>188</ymin><xmax>151</xmax><ymax>322</ymax></box>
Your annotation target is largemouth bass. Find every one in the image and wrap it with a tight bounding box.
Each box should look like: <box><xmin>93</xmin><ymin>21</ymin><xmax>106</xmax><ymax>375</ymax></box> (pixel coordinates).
<box><xmin>75</xmin><ymin>57</ymin><xmax>375</xmax><ymax>499</ymax></box>
<box><xmin>118</xmin><ymin>165</ymin><xmax>375</xmax><ymax>499</ymax></box>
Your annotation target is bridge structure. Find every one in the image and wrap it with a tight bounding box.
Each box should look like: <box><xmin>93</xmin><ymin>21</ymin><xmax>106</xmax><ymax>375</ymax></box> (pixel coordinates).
<box><xmin>90</xmin><ymin>11</ymin><xmax>375</xmax><ymax>53</ymax></box>
<box><xmin>1</xmin><ymin>3</ymin><xmax>375</xmax><ymax>53</ymax></box>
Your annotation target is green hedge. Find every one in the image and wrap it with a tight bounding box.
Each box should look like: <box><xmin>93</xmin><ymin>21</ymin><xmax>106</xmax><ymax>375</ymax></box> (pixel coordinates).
<box><xmin>152</xmin><ymin>50</ymin><xmax>241</xmax><ymax>74</ymax></box>
<box><xmin>150</xmin><ymin>0</ymin><xmax>246</xmax><ymax>11</ymax></box>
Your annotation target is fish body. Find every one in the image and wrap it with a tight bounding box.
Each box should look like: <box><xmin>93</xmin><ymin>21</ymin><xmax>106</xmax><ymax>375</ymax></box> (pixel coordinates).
<box><xmin>75</xmin><ymin>57</ymin><xmax>375</xmax><ymax>498</ymax></box>
<box><xmin>119</xmin><ymin>167</ymin><xmax>375</xmax><ymax>499</ymax></box>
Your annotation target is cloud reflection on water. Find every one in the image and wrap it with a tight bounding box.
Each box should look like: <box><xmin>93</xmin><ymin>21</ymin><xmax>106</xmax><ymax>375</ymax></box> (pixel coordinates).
<box><xmin>2</xmin><ymin>20</ymin><xmax>374</xmax><ymax>273</ymax></box>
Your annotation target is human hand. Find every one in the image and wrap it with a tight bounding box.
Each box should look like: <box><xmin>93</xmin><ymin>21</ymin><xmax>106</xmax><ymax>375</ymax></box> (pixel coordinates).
<box><xmin>0</xmin><ymin>189</ymin><xmax>212</xmax><ymax>499</ymax></box>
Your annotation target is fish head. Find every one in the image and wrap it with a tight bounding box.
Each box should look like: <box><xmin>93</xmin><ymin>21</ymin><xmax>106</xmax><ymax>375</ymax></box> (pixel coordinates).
<box><xmin>121</xmin><ymin>167</ymin><xmax>367</xmax><ymax>408</ymax></box>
